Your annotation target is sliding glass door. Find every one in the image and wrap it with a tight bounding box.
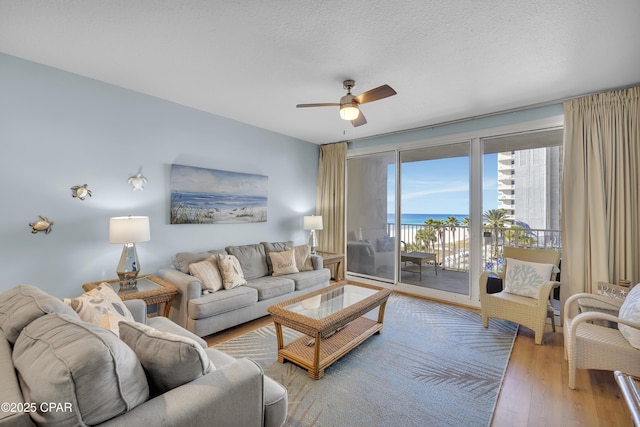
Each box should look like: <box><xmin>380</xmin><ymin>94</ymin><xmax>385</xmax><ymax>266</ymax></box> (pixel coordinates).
<box><xmin>398</xmin><ymin>142</ymin><xmax>471</xmax><ymax>295</ymax></box>
<box><xmin>346</xmin><ymin>151</ymin><xmax>396</xmax><ymax>282</ymax></box>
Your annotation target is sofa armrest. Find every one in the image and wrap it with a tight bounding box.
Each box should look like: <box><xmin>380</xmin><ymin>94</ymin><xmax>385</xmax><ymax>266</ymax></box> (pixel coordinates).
<box><xmin>100</xmin><ymin>358</ymin><xmax>264</xmax><ymax>427</ymax></box>
<box><xmin>155</xmin><ymin>268</ymin><xmax>203</xmax><ymax>329</ymax></box>
<box><xmin>310</xmin><ymin>254</ymin><xmax>323</xmax><ymax>270</ymax></box>
<box><xmin>124</xmin><ymin>299</ymin><xmax>147</xmax><ymax>324</ymax></box>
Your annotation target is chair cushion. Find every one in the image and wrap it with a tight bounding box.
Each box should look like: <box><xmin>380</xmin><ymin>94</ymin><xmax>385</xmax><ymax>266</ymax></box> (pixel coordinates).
<box><xmin>269</xmin><ymin>248</ymin><xmax>299</xmax><ymax>276</ymax></box>
<box><xmin>503</xmin><ymin>258</ymin><xmax>554</xmax><ymax>298</ymax></box>
<box><xmin>189</xmin><ymin>256</ymin><xmax>224</xmax><ymax>293</ymax></box>
<box><xmin>119</xmin><ymin>321</ymin><xmax>214</xmax><ymax>395</ymax></box>
<box><xmin>65</xmin><ymin>283</ymin><xmax>135</xmax><ymax>325</ymax></box>
<box><xmin>225</xmin><ymin>243</ymin><xmax>268</xmax><ymax>280</ymax></box>
<box><xmin>619</xmin><ymin>285</ymin><xmax>640</xmax><ymax>349</ymax></box>
<box><xmin>13</xmin><ymin>313</ymin><xmax>149</xmax><ymax>426</ymax></box>
<box><xmin>0</xmin><ymin>284</ymin><xmax>79</xmax><ymax>344</ymax></box>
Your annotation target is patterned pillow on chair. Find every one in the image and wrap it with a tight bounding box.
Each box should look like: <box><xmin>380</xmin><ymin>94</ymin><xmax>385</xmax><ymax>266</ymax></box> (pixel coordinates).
<box><xmin>503</xmin><ymin>258</ymin><xmax>554</xmax><ymax>298</ymax></box>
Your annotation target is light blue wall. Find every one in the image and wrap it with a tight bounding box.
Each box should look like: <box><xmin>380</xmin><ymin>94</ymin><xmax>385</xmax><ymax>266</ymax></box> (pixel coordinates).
<box><xmin>0</xmin><ymin>53</ymin><xmax>319</xmax><ymax>298</ymax></box>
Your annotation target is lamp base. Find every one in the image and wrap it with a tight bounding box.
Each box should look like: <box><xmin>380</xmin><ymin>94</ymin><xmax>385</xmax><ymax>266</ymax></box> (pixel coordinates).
<box><xmin>116</xmin><ymin>243</ymin><xmax>140</xmax><ymax>290</ymax></box>
<box><xmin>308</xmin><ymin>229</ymin><xmax>318</xmax><ymax>255</ymax></box>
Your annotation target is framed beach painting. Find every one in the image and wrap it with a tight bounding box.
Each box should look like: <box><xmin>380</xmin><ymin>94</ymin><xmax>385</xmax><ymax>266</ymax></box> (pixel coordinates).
<box><xmin>170</xmin><ymin>164</ymin><xmax>268</xmax><ymax>224</ymax></box>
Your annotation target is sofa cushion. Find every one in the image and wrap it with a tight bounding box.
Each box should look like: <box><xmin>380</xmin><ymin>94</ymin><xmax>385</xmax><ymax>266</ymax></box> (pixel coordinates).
<box><xmin>0</xmin><ymin>284</ymin><xmax>79</xmax><ymax>344</ymax></box>
<box><xmin>188</xmin><ymin>286</ymin><xmax>258</xmax><ymax>320</ymax></box>
<box><xmin>119</xmin><ymin>321</ymin><xmax>214</xmax><ymax>395</ymax></box>
<box><xmin>147</xmin><ymin>315</ymin><xmax>208</xmax><ymax>349</ymax></box>
<box><xmin>13</xmin><ymin>313</ymin><xmax>149</xmax><ymax>426</ymax></box>
<box><xmin>293</xmin><ymin>244</ymin><xmax>314</xmax><ymax>272</ymax></box>
<box><xmin>262</xmin><ymin>241</ymin><xmax>294</xmax><ymax>275</ymax></box>
<box><xmin>65</xmin><ymin>283</ymin><xmax>135</xmax><ymax>325</ymax></box>
<box><xmin>226</xmin><ymin>243</ymin><xmax>268</xmax><ymax>280</ymax></box>
<box><xmin>244</xmin><ymin>277</ymin><xmax>295</xmax><ymax>301</ymax></box>
<box><xmin>175</xmin><ymin>251</ymin><xmax>213</xmax><ymax>273</ymax></box>
<box><xmin>189</xmin><ymin>256</ymin><xmax>224</xmax><ymax>293</ymax></box>
<box><xmin>285</xmin><ymin>269</ymin><xmax>331</xmax><ymax>291</ymax></box>
<box><xmin>218</xmin><ymin>254</ymin><xmax>248</xmax><ymax>289</ymax></box>
<box><xmin>269</xmin><ymin>248</ymin><xmax>299</xmax><ymax>276</ymax></box>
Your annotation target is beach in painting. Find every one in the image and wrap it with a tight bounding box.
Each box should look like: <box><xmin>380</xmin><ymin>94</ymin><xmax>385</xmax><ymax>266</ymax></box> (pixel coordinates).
<box><xmin>170</xmin><ymin>165</ymin><xmax>268</xmax><ymax>224</ymax></box>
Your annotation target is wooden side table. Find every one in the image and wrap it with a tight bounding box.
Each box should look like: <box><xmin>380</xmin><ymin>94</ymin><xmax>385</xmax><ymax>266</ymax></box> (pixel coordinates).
<box><xmin>82</xmin><ymin>274</ymin><xmax>179</xmax><ymax>317</ymax></box>
<box><xmin>316</xmin><ymin>251</ymin><xmax>344</xmax><ymax>281</ymax></box>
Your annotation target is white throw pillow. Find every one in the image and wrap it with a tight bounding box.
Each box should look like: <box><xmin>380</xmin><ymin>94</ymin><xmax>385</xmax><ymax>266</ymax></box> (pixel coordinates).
<box><xmin>64</xmin><ymin>283</ymin><xmax>135</xmax><ymax>325</ymax></box>
<box><xmin>270</xmin><ymin>248</ymin><xmax>299</xmax><ymax>276</ymax></box>
<box><xmin>293</xmin><ymin>245</ymin><xmax>314</xmax><ymax>271</ymax></box>
<box><xmin>217</xmin><ymin>254</ymin><xmax>247</xmax><ymax>289</ymax></box>
<box><xmin>618</xmin><ymin>285</ymin><xmax>640</xmax><ymax>349</ymax></box>
<box><xmin>503</xmin><ymin>258</ymin><xmax>554</xmax><ymax>298</ymax></box>
<box><xmin>98</xmin><ymin>311</ymin><xmax>131</xmax><ymax>335</ymax></box>
<box><xmin>189</xmin><ymin>256</ymin><xmax>223</xmax><ymax>293</ymax></box>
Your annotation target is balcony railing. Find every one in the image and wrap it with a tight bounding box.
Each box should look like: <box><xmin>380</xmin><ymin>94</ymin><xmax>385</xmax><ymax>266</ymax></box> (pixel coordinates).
<box><xmin>387</xmin><ymin>223</ymin><xmax>561</xmax><ymax>273</ymax></box>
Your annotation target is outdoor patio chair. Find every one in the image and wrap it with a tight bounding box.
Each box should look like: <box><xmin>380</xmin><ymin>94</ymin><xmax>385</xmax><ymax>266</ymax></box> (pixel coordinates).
<box><xmin>479</xmin><ymin>247</ymin><xmax>561</xmax><ymax>345</ymax></box>
<box><xmin>564</xmin><ymin>292</ymin><xmax>640</xmax><ymax>390</ymax></box>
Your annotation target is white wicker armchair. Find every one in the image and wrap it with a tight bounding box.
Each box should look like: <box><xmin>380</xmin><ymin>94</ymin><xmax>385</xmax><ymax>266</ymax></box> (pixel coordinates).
<box><xmin>479</xmin><ymin>247</ymin><xmax>561</xmax><ymax>345</ymax></box>
<box><xmin>564</xmin><ymin>293</ymin><xmax>640</xmax><ymax>390</ymax></box>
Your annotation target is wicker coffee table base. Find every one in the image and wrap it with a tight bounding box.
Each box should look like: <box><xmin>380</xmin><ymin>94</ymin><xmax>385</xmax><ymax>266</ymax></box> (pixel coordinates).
<box><xmin>269</xmin><ymin>283</ymin><xmax>390</xmax><ymax>379</ymax></box>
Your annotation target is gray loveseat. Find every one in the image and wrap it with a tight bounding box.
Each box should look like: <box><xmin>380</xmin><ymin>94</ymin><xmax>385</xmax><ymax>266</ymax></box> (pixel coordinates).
<box><xmin>157</xmin><ymin>241</ymin><xmax>331</xmax><ymax>337</ymax></box>
<box><xmin>0</xmin><ymin>285</ymin><xmax>287</xmax><ymax>427</ymax></box>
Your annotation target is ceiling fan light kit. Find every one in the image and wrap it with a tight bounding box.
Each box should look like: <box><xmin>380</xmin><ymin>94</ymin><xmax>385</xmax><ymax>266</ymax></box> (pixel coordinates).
<box><xmin>297</xmin><ymin>79</ymin><xmax>396</xmax><ymax>127</ymax></box>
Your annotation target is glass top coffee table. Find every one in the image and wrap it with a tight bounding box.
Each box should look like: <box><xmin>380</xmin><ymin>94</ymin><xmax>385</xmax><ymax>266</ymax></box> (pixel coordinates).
<box><xmin>267</xmin><ymin>282</ymin><xmax>391</xmax><ymax>379</ymax></box>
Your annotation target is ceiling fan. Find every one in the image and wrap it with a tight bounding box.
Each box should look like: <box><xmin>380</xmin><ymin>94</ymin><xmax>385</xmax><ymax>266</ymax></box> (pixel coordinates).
<box><xmin>296</xmin><ymin>79</ymin><xmax>397</xmax><ymax>127</ymax></box>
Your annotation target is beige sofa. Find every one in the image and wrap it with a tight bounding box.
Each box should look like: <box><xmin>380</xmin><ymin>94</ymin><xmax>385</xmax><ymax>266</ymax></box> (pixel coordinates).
<box><xmin>157</xmin><ymin>241</ymin><xmax>331</xmax><ymax>337</ymax></box>
<box><xmin>0</xmin><ymin>285</ymin><xmax>287</xmax><ymax>427</ymax></box>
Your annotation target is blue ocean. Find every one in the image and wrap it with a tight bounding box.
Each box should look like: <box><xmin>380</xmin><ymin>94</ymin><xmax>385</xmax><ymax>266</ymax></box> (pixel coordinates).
<box><xmin>171</xmin><ymin>191</ymin><xmax>267</xmax><ymax>210</ymax></box>
<box><xmin>387</xmin><ymin>213</ymin><xmax>469</xmax><ymax>225</ymax></box>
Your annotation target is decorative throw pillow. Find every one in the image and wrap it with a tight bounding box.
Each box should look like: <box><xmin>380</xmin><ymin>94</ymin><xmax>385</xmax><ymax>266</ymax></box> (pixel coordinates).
<box><xmin>174</xmin><ymin>251</ymin><xmax>213</xmax><ymax>274</ymax></box>
<box><xmin>64</xmin><ymin>284</ymin><xmax>135</xmax><ymax>325</ymax></box>
<box><xmin>502</xmin><ymin>258</ymin><xmax>554</xmax><ymax>298</ymax></box>
<box><xmin>119</xmin><ymin>321</ymin><xmax>214</xmax><ymax>395</ymax></box>
<box><xmin>293</xmin><ymin>245</ymin><xmax>314</xmax><ymax>271</ymax></box>
<box><xmin>189</xmin><ymin>256</ymin><xmax>223</xmax><ymax>293</ymax></box>
<box><xmin>98</xmin><ymin>311</ymin><xmax>131</xmax><ymax>335</ymax></box>
<box><xmin>0</xmin><ymin>284</ymin><xmax>79</xmax><ymax>344</ymax></box>
<box><xmin>270</xmin><ymin>248</ymin><xmax>299</xmax><ymax>276</ymax></box>
<box><xmin>618</xmin><ymin>285</ymin><xmax>640</xmax><ymax>350</ymax></box>
<box><xmin>13</xmin><ymin>313</ymin><xmax>149</xmax><ymax>426</ymax></box>
<box><xmin>217</xmin><ymin>254</ymin><xmax>247</xmax><ymax>289</ymax></box>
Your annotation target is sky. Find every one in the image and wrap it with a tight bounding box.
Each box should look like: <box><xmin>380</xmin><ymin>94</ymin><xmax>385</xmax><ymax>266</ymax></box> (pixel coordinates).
<box><xmin>388</xmin><ymin>154</ymin><xmax>498</xmax><ymax>215</ymax></box>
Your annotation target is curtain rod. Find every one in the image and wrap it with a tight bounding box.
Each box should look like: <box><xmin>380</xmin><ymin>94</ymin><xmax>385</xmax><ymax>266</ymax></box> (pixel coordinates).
<box><xmin>329</xmin><ymin>82</ymin><xmax>640</xmax><ymax>146</ymax></box>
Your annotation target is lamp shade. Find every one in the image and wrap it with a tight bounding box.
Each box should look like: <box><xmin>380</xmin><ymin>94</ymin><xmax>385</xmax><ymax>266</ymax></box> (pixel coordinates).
<box><xmin>109</xmin><ymin>216</ymin><xmax>150</xmax><ymax>244</ymax></box>
<box><xmin>339</xmin><ymin>103</ymin><xmax>359</xmax><ymax>121</ymax></box>
<box><xmin>303</xmin><ymin>215</ymin><xmax>323</xmax><ymax>231</ymax></box>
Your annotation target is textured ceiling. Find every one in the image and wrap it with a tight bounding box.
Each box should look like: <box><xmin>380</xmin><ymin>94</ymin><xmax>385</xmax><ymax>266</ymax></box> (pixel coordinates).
<box><xmin>1</xmin><ymin>1</ymin><xmax>639</xmax><ymax>144</ymax></box>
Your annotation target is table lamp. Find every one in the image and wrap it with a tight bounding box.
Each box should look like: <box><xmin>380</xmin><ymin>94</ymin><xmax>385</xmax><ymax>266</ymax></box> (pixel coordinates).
<box><xmin>303</xmin><ymin>215</ymin><xmax>323</xmax><ymax>255</ymax></box>
<box><xmin>109</xmin><ymin>216</ymin><xmax>150</xmax><ymax>289</ymax></box>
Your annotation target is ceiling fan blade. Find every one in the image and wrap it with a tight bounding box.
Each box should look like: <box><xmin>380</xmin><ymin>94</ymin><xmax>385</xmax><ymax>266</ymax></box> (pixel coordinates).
<box><xmin>353</xmin><ymin>85</ymin><xmax>397</xmax><ymax>104</ymax></box>
<box><xmin>296</xmin><ymin>103</ymin><xmax>340</xmax><ymax>108</ymax></box>
<box><xmin>351</xmin><ymin>111</ymin><xmax>367</xmax><ymax>127</ymax></box>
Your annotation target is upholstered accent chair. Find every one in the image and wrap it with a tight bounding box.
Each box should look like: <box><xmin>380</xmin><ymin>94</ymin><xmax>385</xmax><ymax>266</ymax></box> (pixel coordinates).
<box><xmin>564</xmin><ymin>291</ymin><xmax>640</xmax><ymax>390</ymax></box>
<box><xmin>479</xmin><ymin>247</ymin><xmax>561</xmax><ymax>345</ymax></box>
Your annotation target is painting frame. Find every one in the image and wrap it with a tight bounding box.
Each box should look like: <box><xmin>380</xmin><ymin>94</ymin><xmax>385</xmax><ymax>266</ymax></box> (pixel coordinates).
<box><xmin>170</xmin><ymin>164</ymin><xmax>268</xmax><ymax>224</ymax></box>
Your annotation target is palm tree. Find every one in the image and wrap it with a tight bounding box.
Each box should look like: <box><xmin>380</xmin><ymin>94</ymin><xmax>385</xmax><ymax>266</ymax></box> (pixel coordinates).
<box><xmin>445</xmin><ymin>216</ymin><xmax>460</xmax><ymax>267</ymax></box>
<box><xmin>416</xmin><ymin>225</ymin><xmax>437</xmax><ymax>252</ymax></box>
<box><xmin>483</xmin><ymin>209</ymin><xmax>509</xmax><ymax>258</ymax></box>
<box><xmin>504</xmin><ymin>225</ymin><xmax>535</xmax><ymax>246</ymax></box>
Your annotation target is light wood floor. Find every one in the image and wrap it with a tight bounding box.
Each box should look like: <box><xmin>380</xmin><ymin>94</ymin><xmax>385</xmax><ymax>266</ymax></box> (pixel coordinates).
<box><xmin>204</xmin><ymin>295</ymin><xmax>631</xmax><ymax>427</ymax></box>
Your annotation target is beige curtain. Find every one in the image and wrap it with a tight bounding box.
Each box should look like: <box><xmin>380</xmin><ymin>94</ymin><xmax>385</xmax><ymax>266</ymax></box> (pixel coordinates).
<box><xmin>315</xmin><ymin>142</ymin><xmax>347</xmax><ymax>279</ymax></box>
<box><xmin>562</xmin><ymin>86</ymin><xmax>640</xmax><ymax>311</ymax></box>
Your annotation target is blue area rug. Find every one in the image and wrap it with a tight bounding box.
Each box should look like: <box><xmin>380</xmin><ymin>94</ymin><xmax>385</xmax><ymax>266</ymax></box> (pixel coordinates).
<box><xmin>214</xmin><ymin>294</ymin><xmax>517</xmax><ymax>427</ymax></box>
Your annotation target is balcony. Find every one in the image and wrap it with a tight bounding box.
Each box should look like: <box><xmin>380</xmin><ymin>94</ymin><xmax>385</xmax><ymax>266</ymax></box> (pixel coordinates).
<box><xmin>373</xmin><ymin>223</ymin><xmax>561</xmax><ymax>295</ymax></box>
